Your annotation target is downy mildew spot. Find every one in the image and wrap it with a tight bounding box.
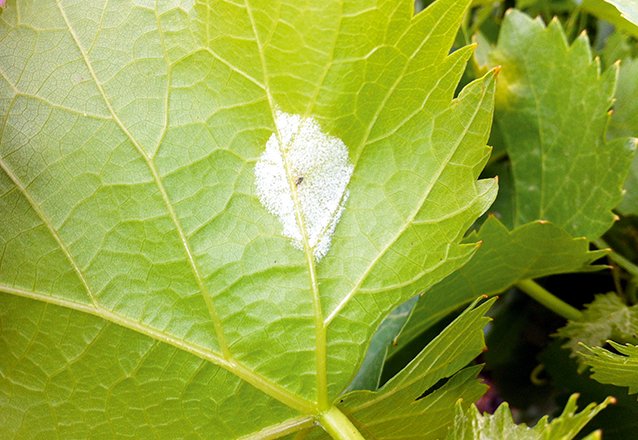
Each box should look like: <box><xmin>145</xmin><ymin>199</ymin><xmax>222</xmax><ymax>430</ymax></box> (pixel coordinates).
<box><xmin>255</xmin><ymin>110</ymin><xmax>353</xmax><ymax>261</ymax></box>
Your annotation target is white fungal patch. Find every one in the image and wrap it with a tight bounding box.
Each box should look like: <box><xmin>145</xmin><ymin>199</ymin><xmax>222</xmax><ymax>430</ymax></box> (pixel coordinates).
<box><xmin>254</xmin><ymin>110</ymin><xmax>353</xmax><ymax>261</ymax></box>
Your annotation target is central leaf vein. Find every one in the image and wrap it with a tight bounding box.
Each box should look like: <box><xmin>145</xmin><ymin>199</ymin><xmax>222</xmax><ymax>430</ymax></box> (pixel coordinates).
<box><xmin>245</xmin><ymin>0</ymin><xmax>328</xmax><ymax>410</ymax></box>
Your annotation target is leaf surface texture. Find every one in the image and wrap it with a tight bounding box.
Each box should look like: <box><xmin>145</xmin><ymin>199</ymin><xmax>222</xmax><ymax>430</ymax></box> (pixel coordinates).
<box><xmin>0</xmin><ymin>0</ymin><xmax>497</xmax><ymax>436</ymax></box>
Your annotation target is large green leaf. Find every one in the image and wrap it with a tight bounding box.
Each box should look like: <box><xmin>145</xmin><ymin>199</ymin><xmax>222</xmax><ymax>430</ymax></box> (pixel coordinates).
<box><xmin>0</xmin><ymin>0</ymin><xmax>497</xmax><ymax>437</ymax></box>
<box><xmin>580</xmin><ymin>342</ymin><xmax>638</xmax><ymax>399</ymax></box>
<box><xmin>491</xmin><ymin>10</ymin><xmax>635</xmax><ymax>240</ymax></box>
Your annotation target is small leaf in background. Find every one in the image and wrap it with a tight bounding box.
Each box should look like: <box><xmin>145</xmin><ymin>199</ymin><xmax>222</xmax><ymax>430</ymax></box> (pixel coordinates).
<box><xmin>395</xmin><ymin>217</ymin><xmax>604</xmax><ymax>346</ymax></box>
<box><xmin>607</xmin><ymin>56</ymin><xmax>638</xmax><ymax>216</ymax></box>
<box><xmin>448</xmin><ymin>394</ymin><xmax>614</xmax><ymax>440</ymax></box>
<box><xmin>556</xmin><ymin>293</ymin><xmax>638</xmax><ymax>357</ymax></box>
<box><xmin>580</xmin><ymin>342</ymin><xmax>638</xmax><ymax>398</ymax></box>
<box><xmin>490</xmin><ymin>10</ymin><xmax>635</xmax><ymax>240</ymax></box>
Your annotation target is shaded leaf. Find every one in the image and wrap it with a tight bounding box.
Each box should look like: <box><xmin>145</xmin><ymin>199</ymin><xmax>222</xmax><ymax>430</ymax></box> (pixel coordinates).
<box><xmin>346</xmin><ymin>296</ymin><xmax>418</xmax><ymax>392</ymax></box>
<box><xmin>395</xmin><ymin>217</ymin><xmax>603</xmax><ymax>347</ymax></box>
<box><xmin>448</xmin><ymin>394</ymin><xmax>613</xmax><ymax>440</ymax></box>
<box><xmin>580</xmin><ymin>342</ymin><xmax>638</xmax><ymax>398</ymax></box>
<box><xmin>556</xmin><ymin>293</ymin><xmax>638</xmax><ymax>358</ymax></box>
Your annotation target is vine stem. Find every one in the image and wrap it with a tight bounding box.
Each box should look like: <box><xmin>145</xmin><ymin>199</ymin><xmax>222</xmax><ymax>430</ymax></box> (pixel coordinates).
<box><xmin>318</xmin><ymin>407</ymin><xmax>366</xmax><ymax>440</ymax></box>
<box><xmin>516</xmin><ymin>279</ymin><xmax>583</xmax><ymax>321</ymax></box>
<box><xmin>593</xmin><ymin>238</ymin><xmax>638</xmax><ymax>279</ymax></box>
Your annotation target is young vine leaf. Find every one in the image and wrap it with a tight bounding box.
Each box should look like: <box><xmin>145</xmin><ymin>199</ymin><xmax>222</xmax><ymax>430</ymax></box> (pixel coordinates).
<box><xmin>491</xmin><ymin>10</ymin><xmax>634</xmax><ymax>240</ymax></box>
<box><xmin>448</xmin><ymin>394</ymin><xmax>614</xmax><ymax>440</ymax></box>
<box><xmin>580</xmin><ymin>342</ymin><xmax>638</xmax><ymax>399</ymax></box>
<box><xmin>556</xmin><ymin>293</ymin><xmax>638</xmax><ymax>358</ymax></box>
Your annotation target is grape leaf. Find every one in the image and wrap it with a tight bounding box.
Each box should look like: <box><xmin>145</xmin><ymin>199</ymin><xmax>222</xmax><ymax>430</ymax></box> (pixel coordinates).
<box><xmin>301</xmin><ymin>299</ymin><xmax>494</xmax><ymax>440</ymax></box>
<box><xmin>556</xmin><ymin>293</ymin><xmax>638</xmax><ymax>358</ymax></box>
<box><xmin>490</xmin><ymin>10</ymin><xmax>635</xmax><ymax>240</ymax></box>
<box><xmin>608</xmin><ymin>57</ymin><xmax>638</xmax><ymax>216</ymax></box>
<box><xmin>600</xmin><ymin>0</ymin><xmax>638</xmax><ymax>27</ymax></box>
<box><xmin>346</xmin><ymin>296</ymin><xmax>418</xmax><ymax>393</ymax></box>
<box><xmin>448</xmin><ymin>394</ymin><xmax>614</xmax><ymax>440</ymax></box>
<box><xmin>580</xmin><ymin>342</ymin><xmax>638</xmax><ymax>398</ymax></box>
<box><xmin>0</xmin><ymin>0</ymin><xmax>497</xmax><ymax>436</ymax></box>
<box><xmin>581</xmin><ymin>0</ymin><xmax>638</xmax><ymax>39</ymax></box>
<box><xmin>393</xmin><ymin>10</ymin><xmax>631</xmax><ymax>352</ymax></box>
<box><xmin>394</xmin><ymin>216</ymin><xmax>604</xmax><ymax>346</ymax></box>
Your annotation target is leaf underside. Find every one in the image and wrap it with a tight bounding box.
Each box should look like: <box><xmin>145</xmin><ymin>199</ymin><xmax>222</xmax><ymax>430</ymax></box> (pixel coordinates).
<box><xmin>0</xmin><ymin>0</ymin><xmax>497</xmax><ymax>437</ymax></box>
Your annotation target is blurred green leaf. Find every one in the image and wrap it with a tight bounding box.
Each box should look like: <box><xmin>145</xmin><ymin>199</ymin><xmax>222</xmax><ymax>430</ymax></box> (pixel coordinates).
<box><xmin>580</xmin><ymin>342</ymin><xmax>638</xmax><ymax>398</ymax></box>
<box><xmin>599</xmin><ymin>0</ymin><xmax>638</xmax><ymax>26</ymax></box>
<box><xmin>448</xmin><ymin>394</ymin><xmax>613</xmax><ymax>439</ymax></box>
<box><xmin>556</xmin><ymin>293</ymin><xmax>638</xmax><ymax>358</ymax></box>
<box><xmin>582</xmin><ymin>0</ymin><xmax>638</xmax><ymax>38</ymax></box>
